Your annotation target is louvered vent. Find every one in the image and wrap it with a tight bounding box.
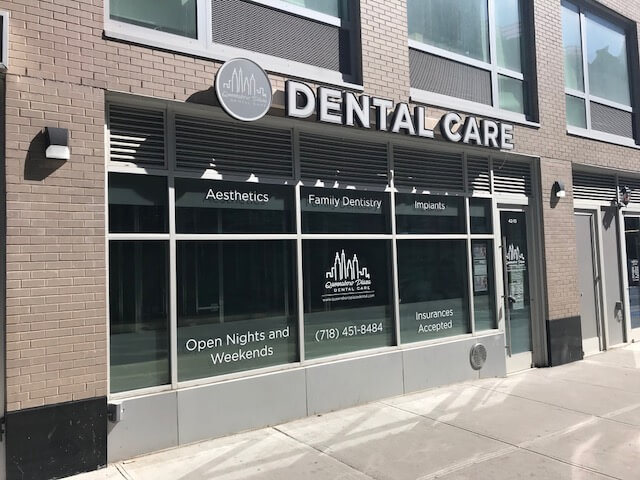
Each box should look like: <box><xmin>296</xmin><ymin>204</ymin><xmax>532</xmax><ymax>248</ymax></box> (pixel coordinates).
<box><xmin>175</xmin><ymin>115</ymin><xmax>294</xmax><ymax>179</ymax></box>
<box><xmin>493</xmin><ymin>161</ymin><xmax>531</xmax><ymax>196</ymax></box>
<box><xmin>299</xmin><ymin>132</ymin><xmax>388</xmax><ymax>185</ymax></box>
<box><xmin>467</xmin><ymin>155</ymin><xmax>491</xmax><ymax>193</ymax></box>
<box><xmin>393</xmin><ymin>146</ymin><xmax>464</xmax><ymax>192</ymax></box>
<box><xmin>572</xmin><ymin>171</ymin><xmax>616</xmax><ymax>202</ymax></box>
<box><xmin>108</xmin><ymin>104</ymin><xmax>165</xmax><ymax>167</ymax></box>
<box><xmin>619</xmin><ymin>176</ymin><xmax>640</xmax><ymax>204</ymax></box>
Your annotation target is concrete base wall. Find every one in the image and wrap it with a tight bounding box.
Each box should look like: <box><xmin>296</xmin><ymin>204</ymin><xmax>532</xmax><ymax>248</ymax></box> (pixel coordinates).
<box><xmin>107</xmin><ymin>332</ymin><xmax>506</xmax><ymax>462</ymax></box>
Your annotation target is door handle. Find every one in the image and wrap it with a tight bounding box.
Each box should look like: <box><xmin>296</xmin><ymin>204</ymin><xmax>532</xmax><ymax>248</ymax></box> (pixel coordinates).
<box><xmin>508</xmin><ymin>296</ymin><xmax>516</xmax><ymax>304</ymax></box>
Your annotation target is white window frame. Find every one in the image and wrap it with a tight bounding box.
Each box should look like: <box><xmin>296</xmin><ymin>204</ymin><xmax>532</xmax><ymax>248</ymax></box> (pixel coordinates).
<box><xmin>0</xmin><ymin>11</ymin><xmax>8</xmax><ymax>70</ymax></box>
<box><xmin>562</xmin><ymin>1</ymin><xmax>637</xmax><ymax>147</ymax></box>
<box><xmin>103</xmin><ymin>0</ymin><xmax>361</xmax><ymax>90</ymax></box>
<box><xmin>408</xmin><ymin>0</ymin><xmax>534</xmax><ymax>125</ymax></box>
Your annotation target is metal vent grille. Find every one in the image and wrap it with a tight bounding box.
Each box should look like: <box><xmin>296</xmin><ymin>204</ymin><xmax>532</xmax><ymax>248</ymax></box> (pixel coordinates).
<box><xmin>108</xmin><ymin>104</ymin><xmax>165</xmax><ymax>167</ymax></box>
<box><xmin>619</xmin><ymin>176</ymin><xmax>640</xmax><ymax>204</ymax></box>
<box><xmin>299</xmin><ymin>132</ymin><xmax>388</xmax><ymax>185</ymax></box>
<box><xmin>212</xmin><ymin>0</ymin><xmax>348</xmax><ymax>73</ymax></box>
<box><xmin>175</xmin><ymin>115</ymin><xmax>294</xmax><ymax>179</ymax></box>
<box><xmin>572</xmin><ymin>171</ymin><xmax>616</xmax><ymax>202</ymax></box>
<box><xmin>393</xmin><ymin>146</ymin><xmax>464</xmax><ymax>192</ymax></box>
<box><xmin>467</xmin><ymin>155</ymin><xmax>491</xmax><ymax>193</ymax></box>
<box><xmin>493</xmin><ymin>161</ymin><xmax>531</xmax><ymax>196</ymax></box>
<box><xmin>409</xmin><ymin>49</ymin><xmax>492</xmax><ymax>105</ymax></box>
<box><xmin>590</xmin><ymin>102</ymin><xmax>634</xmax><ymax>139</ymax></box>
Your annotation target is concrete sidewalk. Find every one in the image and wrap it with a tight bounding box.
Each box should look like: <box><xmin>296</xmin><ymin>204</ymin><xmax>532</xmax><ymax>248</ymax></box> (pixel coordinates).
<box><xmin>70</xmin><ymin>344</ymin><xmax>640</xmax><ymax>480</ymax></box>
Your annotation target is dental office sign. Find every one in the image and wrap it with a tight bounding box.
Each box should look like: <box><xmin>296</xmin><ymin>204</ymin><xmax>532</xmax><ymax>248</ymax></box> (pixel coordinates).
<box><xmin>216</xmin><ymin>58</ymin><xmax>515</xmax><ymax>150</ymax></box>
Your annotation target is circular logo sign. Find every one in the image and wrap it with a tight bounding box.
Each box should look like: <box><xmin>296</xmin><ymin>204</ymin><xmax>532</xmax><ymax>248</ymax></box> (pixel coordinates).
<box><xmin>215</xmin><ymin>58</ymin><xmax>272</xmax><ymax>122</ymax></box>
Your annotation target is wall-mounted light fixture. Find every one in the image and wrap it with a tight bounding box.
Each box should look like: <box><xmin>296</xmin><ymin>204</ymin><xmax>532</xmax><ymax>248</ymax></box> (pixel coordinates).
<box><xmin>553</xmin><ymin>180</ymin><xmax>566</xmax><ymax>198</ymax></box>
<box><xmin>45</xmin><ymin>127</ymin><xmax>70</xmax><ymax>160</ymax></box>
<box><xmin>619</xmin><ymin>186</ymin><xmax>631</xmax><ymax>207</ymax></box>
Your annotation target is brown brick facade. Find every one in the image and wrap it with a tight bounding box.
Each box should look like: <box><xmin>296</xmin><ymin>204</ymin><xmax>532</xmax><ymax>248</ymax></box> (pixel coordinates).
<box><xmin>3</xmin><ymin>0</ymin><xmax>640</xmax><ymax>411</ymax></box>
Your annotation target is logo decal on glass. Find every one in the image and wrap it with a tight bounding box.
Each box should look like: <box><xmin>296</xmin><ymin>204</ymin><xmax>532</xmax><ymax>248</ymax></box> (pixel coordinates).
<box><xmin>215</xmin><ymin>58</ymin><xmax>272</xmax><ymax>122</ymax></box>
<box><xmin>323</xmin><ymin>250</ymin><xmax>374</xmax><ymax>302</ymax></box>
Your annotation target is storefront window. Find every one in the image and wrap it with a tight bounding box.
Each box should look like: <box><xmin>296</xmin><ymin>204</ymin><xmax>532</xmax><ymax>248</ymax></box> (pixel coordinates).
<box><xmin>472</xmin><ymin>240</ymin><xmax>497</xmax><ymax>330</ymax></box>
<box><xmin>108</xmin><ymin>173</ymin><xmax>168</xmax><ymax>233</ymax></box>
<box><xmin>110</xmin><ymin>0</ymin><xmax>198</xmax><ymax>38</ymax></box>
<box><xmin>109</xmin><ymin>241</ymin><xmax>170</xmax><ymax>393</ymax></box>
<box><xmin>301</xmin><ymin>188</ymin><xmax>390</xmax><ymax>234</ymax></box>
<box><xmin>470</xmin><ymin>198</ymin><xmax>493</xmax><ymax>234</ymax></box>
<box><xmin>176</xmin><ymin>179</ymin><xmax>295</xmax><ymax>234</ymax></box>
<box><xmin>395</xmin><ymin>194</ymin><xmax>465</xmax><ymax>234</ymax></box>
<box><xmin>397</xmin><ymin>240</ymin><xmax>470</xmax><ymax>342</ymax></box>
<box><xmin>303</xmin><ymin>240</ymin><xmax>394</xmax><ymax>359</ymax></box>
<box><xmin>624</xmin><ymin>217</ymin><xmax>640</xmax><ymax>329</ymax></box>
<box><xmin>177</xmin><ymin>240</ymin><xmax>298</xmax><ymax>381</ymax></box>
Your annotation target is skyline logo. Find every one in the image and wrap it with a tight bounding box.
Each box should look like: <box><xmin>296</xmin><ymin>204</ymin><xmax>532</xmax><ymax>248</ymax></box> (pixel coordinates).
<box><xmin>215</xmin><ymin>58</ymin><xmax>272</xmax><ymax>122</ymax></box>
<box><xmin>222</xmin><ymin>67</ymin><xmax>269</xmax><ymax>101</ymax></box>
<box><xmin>326</xmin><ymin>250</ymin><xmax>371</xmax><ymax>282</ymax></box>
<box><xmin>323</xmin><ymin>249</ymin><xmax>374</xmax><ymax>303</ymax></box>
<box><xmin>506</xmin><ymin>243</ymin><xmax>526</xmax><ymax>268</ymax></box>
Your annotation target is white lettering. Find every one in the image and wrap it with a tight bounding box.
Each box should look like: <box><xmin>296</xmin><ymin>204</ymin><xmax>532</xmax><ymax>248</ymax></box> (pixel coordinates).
<box><xmin>482</xmin><ymin>119</ymin><xmax>500</xmax><ymax>148</ymax></box>
<box><xmin>462</xmin><ymin>117</ymin><xmax>482</xmax><ymax>145</ymax></box>
<box><xmin>500</xmin><ymin>123</ymin><xmax>515</xmax><ymax>150</ymax></box>
<box><xmin>344</xmin><ymin>93</ymin><xmax>371</xmax><ymax>128</ymax></box>
<box><xmin>440</xmin><ymin>112</ymin><xmax>463</xmax><ymax>142</ymax></box>
<box><xmin>318</xmin><ymin>87</ymin><xmax>343</xmax><ymax>124</ymax></box>
<box><xmin>415</xmin><ymin>106</ymin><xmax>434</xmax><ymax>138</ymax></box>
<box><xmin>285</xmin><ymin>80</ymin><xmax>315</xmax><ymax>118</ymax></box>
<box><xmin>390</xmin><ymin>103</ymin><xmax>416</xmax><ymax>135</ymax></box>
<box><xmin>372</xmin><ymin>97</ymin><xmax>394</xmax><ymax>131</ymax></box>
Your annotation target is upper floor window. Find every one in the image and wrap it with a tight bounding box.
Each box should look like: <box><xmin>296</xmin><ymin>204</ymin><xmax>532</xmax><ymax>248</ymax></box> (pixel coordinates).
<box><xmin>407</xmin><ymin>0</ymin><xmax>533</xmax><ymax>121</ymax></box>
<box><xmin>562</xmin><ymin>2</ymin><xmax>635</xmax><ymax>142</ymax></box>
<box><xmin>110</xmin><ymin>0</ymin><xmax>198</xmax><ymax>38</ymax></box>
<box><xmin>279</xmin><ymin>0</ymin><xmax>345</xmax><ymax>19</ymax></box>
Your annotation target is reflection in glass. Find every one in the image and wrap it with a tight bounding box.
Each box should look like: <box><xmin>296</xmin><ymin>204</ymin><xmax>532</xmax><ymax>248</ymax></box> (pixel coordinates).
<box><xmin>397</xmin><ymin>240</ymin><xmax>470</xmax><ymax>343</ymax></box>
<box><xmin>566</xmin><ymin>95</ymin><xmax>587</xmax><ymax>128</ymax></box>
<box><xmin>301</xmin><ymin>188</ymin><xmax>390</xmax><ymax>234</ymax></box>
<box><xmin>501</xmin><ymin>211</ymin><xmax>532</xmax><ymax>354</ymax></box>
<box><xmin>176</xmin><ymin>179</ymin><xmax>295</xmax><ymax>234</ymax></box>
<box><xmin>109</xmin><ymin>241</ymin><xmax>170</xmax><ymax>393</ymax></box>
<box><xmin>470</xmin><ymin>198</ymin><xmax>493</xmax><ymax>234</ymax></box>
<box><xmin>396</xmin><ymin>194</ymin><xmax>465</xmax><ymax>234</ymax></box>
<box><xmin>177</xmin><ymin>241</ymin><xmax>298</xmax><ymax>381</ymax></box>
<box><xmin>499</xmin><ymin>75</ymin><xmax>526</xmax><ymax>114</ymax></box>
<box><xmin>280</xmin><ymin>0</ymin><xmax>344</xmax><ymax>18</ymax></box>
<box><xmin>110</xmin><ymin>0</ymin><xmax>197</xmax><ymax>38</ymax></box>
<box><xmin>108</xmin><ymin>173</ymin><xmax>168</xmax><ymax>233</ymax></box>
<box><xmin>407</xmin><ymin>0</ymin><xmax>490</xmax><ymax>62</ymax></box>
<box><xmin>562</xmin><ymin>3</ymin><xmax>584</xmax><ymax>91</ymax></box>
<box><xmin>303</xmin><ymin>240</ymin><xmax>393</xmax><ymax>359</ymax></box>
<box><xmin>473</xmin><ymin>240</ymin><xmax>497</xmax><ymax>331</ymax></box>
<box><xmin>586</xmin><ymin>14</ymin><xmax>630</xmax><ymax>106</ymax></box>
<box><xmin>625</xmin><ymin>217</ymin><xmax>640</xmax><ymax>329</ymax></box>
<box><xmin>495</xmin><ymin>0</ymin><xmax>524</xmax><ymax>72</ymax></box>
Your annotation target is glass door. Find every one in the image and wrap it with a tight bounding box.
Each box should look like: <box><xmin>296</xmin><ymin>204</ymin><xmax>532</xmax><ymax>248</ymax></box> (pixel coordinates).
<box><xmin>624</xmin><ymin>216</ymin><xmax>640</xmax><ymax>341</ymax></box>
<box><xmin>500</xmin><ymin>208</ymin><xmax>533</xmax><ymax>372</ymax></box>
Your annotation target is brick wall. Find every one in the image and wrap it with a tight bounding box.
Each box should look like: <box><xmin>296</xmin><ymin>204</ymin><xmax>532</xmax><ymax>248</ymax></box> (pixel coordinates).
<box><xmin>5</xmin><ymin>0</ymin><xmax>640</xmax><ymax>409</ymax></box>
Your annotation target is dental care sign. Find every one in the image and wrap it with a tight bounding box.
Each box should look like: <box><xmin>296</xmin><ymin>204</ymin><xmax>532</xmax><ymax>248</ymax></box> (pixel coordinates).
<box><xmin>285</xmin><ymin>81</ymin><xmax>514</xmax><ymax>150</ymax></box>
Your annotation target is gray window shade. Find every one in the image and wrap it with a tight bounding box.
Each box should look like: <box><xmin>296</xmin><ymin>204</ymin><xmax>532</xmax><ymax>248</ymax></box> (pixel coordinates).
<box><xmin>467</xmin><ymin>156</ymin><xmax>491</xmax><ymax>193</ymax></box>
<box><xmin>211</xmin><ymin>0</ymin><xmax>349</xmax><ymax>74</ymax></box>
<box><xmin>493</xmin><ymin>161</ymin><xmax>531</xmax><ymax>196</ymax></box>
<box><xmin>299</xmin><ymin>133</ymin><xmax>388</xmax><ymax>185</ymax></box>
<box><xmin>175</xmin><ymin>115</ymin><xmax>294</xmax><ymax>179</ymax></box>
<box><xmin>572</xmin><ymin>171</ymin><xmax>616</xmax><ymax>202</ymax></box>
<box><xmin>409</xmin><ymin>49</ymin><xmax>492</xmax><ymax>105</ymax></box>
<box><xmin>108</xmin><ymin>104</ymin><xmax>166</xmax><ymax>167</ymax></box>
<box><xmin>590</xmin><ymin>102</ymin><xmax>633</xmax><ymax>139</ymax></box>
<box><xmin>393</xmin><ymin>146</ymin><xmax>464</xmax><ymax>192</ymax></box>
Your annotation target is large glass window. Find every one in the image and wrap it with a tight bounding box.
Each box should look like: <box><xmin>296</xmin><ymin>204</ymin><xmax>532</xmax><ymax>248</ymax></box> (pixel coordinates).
<box><xmin>407</xmin><ymin>0</ymin><xmax>531</xmax><ymax>117</ymax></box>
<box><xmin>472</xmin><ymin>240</ymin><xmax>497</xmax><ymax>331</ymax></box>
<box><xmin>176</xmin><ymin>179</ymin><xmax>295</xmax><ymax>234</ymax></box>
<box><xmin>109</xmin><ymin>241</ymin><xmax>170</xmax><ymax>393</ymax></box>
<box><xmin>303</xmin><ymin>240</ymin><xmax>394</xmax><ymax>359</ymax></box>
<box><xmin>177</xmin><ymin>241</ymin><xmax>298</xmax><ymax>381</ymax></box>
<box><xmin>562</xmin><ymin>2</ymin><xmax>634</xmax><ymax>139</ymax></box>
<box><xmin>109</xmin><ymin>173</ymin><xmax>168</xmax><ymax>233</ymax></box>
<box><xmin>397</xmin><ymin>240</ymin><xmax>470</xmax><ymax>342</ymax></box>
<box><xmin>110</xmin><ymin>0</ymin><xmax>197</xmax><ymax>38</ymax></box>
<box><xmin>280</xmin><ymin>0</ymin><xmax>344</xmax><ymax>18</ymax></box>
<box><xmin>395</xmin><ymin>194</ymin><xmax>465</xmax><ymax>234</ymax></box>
<box><xmin>624</xmin><ymin>217</ymin><xmax>640</xmax><ymax>329</ymax></box>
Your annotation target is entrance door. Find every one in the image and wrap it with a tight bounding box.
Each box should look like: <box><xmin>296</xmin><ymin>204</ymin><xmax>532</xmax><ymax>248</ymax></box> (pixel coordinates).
<box><xmin>601</xmin><ymin>207</ymin><xmax>625</xmax><ymax>346</ymax></box>
<box><xmin>575</xmin><ymin>212</ymin><xmax>601</xmax><ymax>355</ymax></box>
<box><xmin>623</xmin><ymin>216</ymin><xmax>640</xmax><ymax>341</ymax></box>
<box><xmin>500</xmin><ymin>209</ymin><xmax>533</xmax><ymax>372</ymax></box>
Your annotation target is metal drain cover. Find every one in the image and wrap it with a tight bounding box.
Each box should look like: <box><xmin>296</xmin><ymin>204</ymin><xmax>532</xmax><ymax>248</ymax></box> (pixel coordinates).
<box><xmin>470</xmin><ymin>343</ymin><xmax>487</xmax><ymax>370</ymax></box>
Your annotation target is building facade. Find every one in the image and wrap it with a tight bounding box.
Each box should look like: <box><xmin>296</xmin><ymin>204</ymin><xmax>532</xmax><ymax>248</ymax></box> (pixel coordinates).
<box><xmin>1</xmin><ymin>0</ymin><xmax>640</xmax><ymax>478</ymax></box>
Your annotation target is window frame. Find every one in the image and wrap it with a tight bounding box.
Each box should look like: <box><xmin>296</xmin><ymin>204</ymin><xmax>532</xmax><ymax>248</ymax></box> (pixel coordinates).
<box><xmin>103</xmin><ymin>0</ymin><xmax>362</xmax><ymax>90</ymax></box>
<box><xmin>562</xmin><ymin>0</ymin><xmax>640</xmax><ymax>147</ymax></box>
<box><xmin>408</xmin><ymin>0</ymin><xmax>538</xmax><ymax>125</ymax></box>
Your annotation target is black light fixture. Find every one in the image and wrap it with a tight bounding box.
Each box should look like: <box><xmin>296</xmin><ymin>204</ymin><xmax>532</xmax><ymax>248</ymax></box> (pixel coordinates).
<box><xmin>45</xmin><ymin>127</ymin><xmax>70</xmax><ymax>160</ymax></box>
<box><xmin>553</xmin><ymin>180</ymin><xmax>566</xmax><ymax>198</ymax></box>
<box><xmin>620</xmin><ymin>186</ymin><xmax>631</xmax><ymax>207</ymax></box>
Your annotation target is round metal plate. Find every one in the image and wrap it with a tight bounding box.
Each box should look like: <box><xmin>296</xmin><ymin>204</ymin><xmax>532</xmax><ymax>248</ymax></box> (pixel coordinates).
<box><xmin>470</xmin><ymin>343</ymin><xmax>487</xmax><ymax>370</ymax></box>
